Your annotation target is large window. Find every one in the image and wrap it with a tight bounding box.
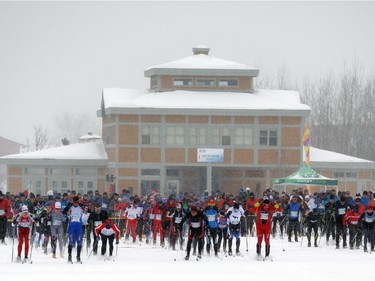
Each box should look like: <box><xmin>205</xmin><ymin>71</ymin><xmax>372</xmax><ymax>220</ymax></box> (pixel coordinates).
<box><xmin>173</xmin><ymin>78</ymin><xmax>192</xmax><ymax>86</ymax></box>
<box><xmin>219</xmin><ymin>78</ymin><xmax>239</xmax><ymax>87</ymax></box>
<box><xmin>166</xmin><ymin>126</ymin><xmax>185</xmax><ymax>145</ymax></box>
<box><xmin>142</xmin><ymin>126</ymin><xmax>160</xmax><ymax>145</ymax></box>
<box><xmin>234</xmin><ymin>127</ymin><xmax>253</xmax><ymax>145</ymax></box>
<box><xmin>213</xmin><ymin>127</ymin><xmax>231</xmax><ymax>146</ymax></box>
<box><xmin>189</xmin><ymin>127</ymin><xmax>207</xmax><ymax>145</ymax></box>
<box><xmin>259</xmin><ymin>128</ymin><xmax>278</xmax><ymax>146</ymax></box>
<box><xmin>196</xmin><ymin>78</ymin><xmax>216</xmax><ymax>87</ymax></box>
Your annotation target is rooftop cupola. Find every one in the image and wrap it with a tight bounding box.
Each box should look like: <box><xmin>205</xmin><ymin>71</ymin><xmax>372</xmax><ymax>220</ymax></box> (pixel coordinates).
<box><xmin>192</xmin><ymin>45</ymin><xmax>210</xmax><ymax>55</ymax></box>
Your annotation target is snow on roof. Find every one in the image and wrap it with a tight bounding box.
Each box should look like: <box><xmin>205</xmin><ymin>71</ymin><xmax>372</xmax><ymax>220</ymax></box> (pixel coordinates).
<box><xmin>101</xmin><ymin>88</ymin><xmax>310</xmax><ymax>112</ymax></box>
<box><xmin>308</xmin><ymin>146</ymin><xmax>374</xmax><ymax>163</ymax></box>
<box><xmin>145</xmin><ymin>53</ymin><xmax>256</xmax><ymax>71</ymax></box>
<box><xmin>0</xmin><ymin>140</ymin><xmax>107</xmax><ymax>161</ymax></box>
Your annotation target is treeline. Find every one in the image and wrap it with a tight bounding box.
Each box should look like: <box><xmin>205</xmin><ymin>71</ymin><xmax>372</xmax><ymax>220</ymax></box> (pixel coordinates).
<box><xmin>256</xmin><ymin>62</ymin><xmax>375</xmax><ymax>162</ymax></box>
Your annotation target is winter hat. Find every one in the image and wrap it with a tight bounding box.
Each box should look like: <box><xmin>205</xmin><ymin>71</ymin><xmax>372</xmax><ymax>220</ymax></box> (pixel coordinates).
<box><xmin>191</xmin><ymin>206</ymin><xmax>198</xmax><ymax>212</ymax></box>
<box><xmin>21</xmin><ymin>205</ymin><xmax>28</xmax><ymax>213</ymax></box>
<box><xmin>47</xmin><ymin>190</ymin><xmax>54</xmax><ymax>196</ymax></box>
<box><xmin>55</xmin><ymin>202</ymin><xmax>62</xmax><ymax>209</ymax></box>
<box><xmin>208</xmin><ymin>199</ymin><xmax>215</xmax><ymax>206</ymax></box>
<box><xmin>0</xmin><ymin>190</ymin><xmax>3</xmax><ymax>197</ymax></box>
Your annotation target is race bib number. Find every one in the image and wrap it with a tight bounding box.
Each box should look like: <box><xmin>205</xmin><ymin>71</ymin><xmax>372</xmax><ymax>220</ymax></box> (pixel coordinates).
<box><xmin>191</xmin><ymin>222</ymin><xmax>200</xmax><ymax>228</ymax></box>
<box><xmin>47</xmin><ymin>221</ymin><xmax>51</xmax><ymax>226</ymax></box>
<box><xmin>207</xmin><ymin>214</ymin><xmax>216</xmax><ymax>222</ymax></box>
<box><xmin>290</xmin><ymin>211</ymin><xmax>298</xmax><ymax>218</ymax></box>
<box><xmin>155</xmin><ymin>214</ymin><xmax>162</xmax><ymax>220</ymax></box>
<box><xmin>71</xmin><ymin>216</ymin><xmax>80</xmax><ymax>223</ymax></box>
<box><xmin>127</xmin><ymin>214</ymin><xmax>136</xmax><ymax>220</ymax></box>
<box><xmin>52</xmin><ymin>220</ymin><xmax>62</xmax><ymax>226</ymax></box>
<box><xmin>260</xmin><ymin>213</ymin><xmax>269</xmax><ymax>220</ymax></box>
<box><xmin>0</xmin><ymin>209</ymin><xmax>5</xmax><ymax>215</ymax></box>
<box><xmin>338</xmin><ymin>208</ymin><xmax>346</xmax><ymax>215</ymax></box>
<box><xmin>101</xmin><ymin>203</ymin><xmax>107</xmax><ymax>209</ymax></box>
<box><xmin>175</xmin><ymin>217</ymin><xmax>182</xmax><ymax>224</ymax></box>
<box><xmin>94</xmin><ymin>221</ymin><xmax>102</xmax><ymax>227</ymax></box>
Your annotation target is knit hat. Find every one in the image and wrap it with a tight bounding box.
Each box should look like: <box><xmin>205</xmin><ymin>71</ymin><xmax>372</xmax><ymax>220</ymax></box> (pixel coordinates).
<box><xmin>55</xmin><ymin>202</ymin><xmax>62</xmax><ymax>209</ymax></box>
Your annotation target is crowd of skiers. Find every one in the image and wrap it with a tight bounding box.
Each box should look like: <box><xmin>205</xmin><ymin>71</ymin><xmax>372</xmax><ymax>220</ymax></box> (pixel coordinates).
<box><xmin>1</xmin><ymin>187</ymin><xmax>375</xmax><ymax>263</ymax></box>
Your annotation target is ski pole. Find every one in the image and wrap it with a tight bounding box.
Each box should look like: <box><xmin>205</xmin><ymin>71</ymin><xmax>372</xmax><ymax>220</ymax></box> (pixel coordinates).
<box><xmin>87</xmin><ymin>238</ymin><xmax>99</xmax><ymax>260</ymax></box>
<box><xmin>244</xmin><ymin>216</ymin><xmax>249</xmax><ymax>252</ymax></box>
<box><xmin>11</xmin><ymin>223</ymin><xmax>15</xmax><ymax>263</ymax></box>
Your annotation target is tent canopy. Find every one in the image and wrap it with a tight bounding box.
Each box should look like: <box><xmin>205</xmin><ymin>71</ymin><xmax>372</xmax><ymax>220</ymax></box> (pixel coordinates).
<box><xmin>273</xmin><ymin>163</ymin><xmax>338</xmax><ymax>186</ymax></box>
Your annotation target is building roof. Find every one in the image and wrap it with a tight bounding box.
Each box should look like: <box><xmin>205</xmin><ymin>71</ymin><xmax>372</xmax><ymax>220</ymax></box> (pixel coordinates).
<box><xmin>0</xmin><ymin>140</ymin><xmax>108</xmax><ymax>166</ymax></box>
<box><xmin>99</xmin><ymin>88</ymin><xmax>311</xmax><ymax>117</ymax></box>
<box><xmin>308</xmin><ymin>146</ymin><xmax>375</xmax><ymax>169</ymax></box>
<box><xmin>144</xmin><ymin>46</ymin><xmax>259</xmax><ymax>77</ymax></box>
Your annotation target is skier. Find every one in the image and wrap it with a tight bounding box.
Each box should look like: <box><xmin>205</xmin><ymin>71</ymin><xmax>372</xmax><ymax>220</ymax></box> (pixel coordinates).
<box><xmin>95</xmin><ymin>219</ymin><xmax>120</xmax><ymax>258</ymax></box>
<box><xmin>204</xmin><ymin>199</ymin><xmax>219</xmax><ymax>256</ymax></box>
<box><xmin>63</xmin><ymin>196</ymin><xmax>84</xmax><ymax>263</ymax></box>
<box><xmin>87</xmin><ymin>203</ymin><xmax>108</xmax><ymax>255</ymax></box>
<box><xmin>324</xmin><ymin>194</ymin><xmax>336</xmax><ymax>244</ymax></box>
<box><xmin>0</xmin><ymin>190</ymin><xmax>11</xmax><ymax>244</ymax></box>
<box><xmin>335</xmin><ymin>195</ymin><xmax>349</xmax><ymax>249</ymax></box>
<box><xmin>151</xmin><ymin>203</ymin><xmax>166</xmax><ymax>246</ymax></box>
<box><xmin>181</xmin><ymin>206</ymin><xmax>208</xmax><ymax>260</ymax></box>
<box><xmin>343</xmin><ymin>205</ymin><xmax>361</xmax><ymax>249</ymax></box>
<box><xmin>125</xmin><ymin>198</ymin><xmax>142</xmax><ymax>243</ymax></box>
<box><xmin>217</xmin><ymin>208</ymin><xmax>229</xmax><ymax>253</ymax></box>
<box><xmin>252</xmin><ymin>197</ymin><xmax>281</xmax><ymax>259</ymax></box>
<box><xmin>49</xmin><ymin>201</ymin><xmax>67</xmax><ymax>258</ymax></box>
<box><xmin>305</xmin><ymin>208</ymin><xmax>320</xmax><ymax>247</ymax></box>
<box><xmin>226</xmin><ymin>202</ymin><xmax>245</xmax><ymax>256</ymax></box>
<box><xmin>286</xmin><ymin>195</ymin><xmax>305</xmax><ymax>242</ymax></box>
<box><xmin>170</xmin><ymin>202</ymin><xmax>185</xmax><ymax>250</ymax></box>
<box><xmin>360</xmin><ymin>205</ymin><xmax>375</xmax><ymax>252</ymax></box>
<box><xmin>245</xmin><ymin>192</ymin><xmax>258</xmax><ymax>236</ymax></box>
<box><xmin>14</xmin><ymin>205</ymin><xmax>35</xmax><ymax>263</ymax></box>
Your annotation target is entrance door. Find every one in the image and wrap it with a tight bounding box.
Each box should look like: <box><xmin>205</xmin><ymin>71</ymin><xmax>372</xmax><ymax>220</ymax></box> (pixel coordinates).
<box><xmin>167</xmin><ymin>180</ymin><xmax>179</xmax><ymax>195</ymax></box>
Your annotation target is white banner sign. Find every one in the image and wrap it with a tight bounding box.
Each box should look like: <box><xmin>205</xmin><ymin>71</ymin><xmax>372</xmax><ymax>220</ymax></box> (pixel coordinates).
<box><xmin>197</xmin><ymin>148</ymin><xmax>224</xmax><ymax>162</ymax></box>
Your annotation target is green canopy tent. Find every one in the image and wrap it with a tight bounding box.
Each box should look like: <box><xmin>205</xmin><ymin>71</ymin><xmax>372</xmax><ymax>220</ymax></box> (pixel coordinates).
<box><xmin>272</xmin><ymin>163</ymin><xmax>338</xmax><ymax>193</ymax></box>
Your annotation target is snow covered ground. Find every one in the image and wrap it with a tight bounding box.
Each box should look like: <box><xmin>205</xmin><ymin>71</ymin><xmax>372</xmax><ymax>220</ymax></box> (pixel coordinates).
<box><xmin>1</xmin><ymin>235</ymin><xmax>373</xmax><ymax>280</ymax></box>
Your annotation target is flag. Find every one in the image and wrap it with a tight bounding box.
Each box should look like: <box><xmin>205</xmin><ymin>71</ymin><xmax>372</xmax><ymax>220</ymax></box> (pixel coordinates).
<box><xmin>303</xmin><ymin>126</ymin><xmax>310</xmax><ymax>166</ymax></box>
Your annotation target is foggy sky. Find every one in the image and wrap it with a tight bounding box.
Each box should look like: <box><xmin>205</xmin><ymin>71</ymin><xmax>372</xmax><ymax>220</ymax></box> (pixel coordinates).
<box><xmin>1</xmin><ymin>1</ymin><xmax>374</xmax><ymax>145</ymax></box>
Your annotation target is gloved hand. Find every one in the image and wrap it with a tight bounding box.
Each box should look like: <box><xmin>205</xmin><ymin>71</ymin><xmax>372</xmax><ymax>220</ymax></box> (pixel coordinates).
<box><xmin>254</xmin><ymin>202</ymin><xmax>261</xmax><ymax>208</ymax></box>
<box><xmin>96</xmin><ymin>236</ymin><xmax>100</xmax><ymax>242</ymax></box>
<box><xmin>116</xmin><ymin>240</ymin><xmax>119</xmax><ymax>245</ymax></box>
<box><xmin>274</xmin><ymin>204</ymin><xmax>279</xmax><ymax>209</ymax></box>
<box><xmin>244</xmin><ymin>210</ymin><xmax>249</xmax><ymax>216</ymax></box>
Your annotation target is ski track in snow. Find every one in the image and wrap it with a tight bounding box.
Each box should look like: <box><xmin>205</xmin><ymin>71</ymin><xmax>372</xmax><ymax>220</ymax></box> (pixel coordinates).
<box><xmin>1</xmin><ymin>236</ymin><xmax>374</xmax><ymax>280</ymax></box>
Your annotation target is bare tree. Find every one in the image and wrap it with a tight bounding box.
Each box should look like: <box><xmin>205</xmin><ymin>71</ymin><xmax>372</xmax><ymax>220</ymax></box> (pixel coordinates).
<box><xmin>23</xmin><ymin>125</ymin><xmax>52</xmax><ymax>152</ymax></box>
<box><xmin>55</xmin><ymin>112</ymin><xmax>101</xmax><ymax>144</ymax></box>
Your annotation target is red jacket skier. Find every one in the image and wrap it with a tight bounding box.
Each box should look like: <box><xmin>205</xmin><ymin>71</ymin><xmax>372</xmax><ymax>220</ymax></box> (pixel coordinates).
<box><xmin>95</xmin><ymin>219</ymin><xmax>121</xmax><ymax>257</ymax></box>
<box><xmin>14</xmin><ymin>205</ymin><xmax>35</xmax><ymax>262</ymax></box>
<box><xmin>251</xmin><ymin>197</ymin><xmax>281</xmax><ymax>259</ymax></box>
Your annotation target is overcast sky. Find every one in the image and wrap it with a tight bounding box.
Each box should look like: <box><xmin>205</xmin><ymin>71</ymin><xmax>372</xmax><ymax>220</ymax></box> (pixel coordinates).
<box><xmin>1</xmin><ymin>1</ymin><xmax>374</xmax><ymax>145</ymax></box>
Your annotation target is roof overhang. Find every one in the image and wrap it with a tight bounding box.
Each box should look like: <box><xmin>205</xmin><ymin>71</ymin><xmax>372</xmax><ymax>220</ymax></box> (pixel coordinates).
<box><xmin>144</xmin><ymin>68</ymin><xmax>259</xmax><ymax>77</ymax></box>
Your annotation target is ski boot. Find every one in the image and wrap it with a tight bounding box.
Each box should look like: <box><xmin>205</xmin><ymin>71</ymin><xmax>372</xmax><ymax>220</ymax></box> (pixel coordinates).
<box><xmin>68</xmin><ymin>255</ymin><xmax>72</xmax><ymax>262</ymax></box>
<box><xmin>308</xmin><ymin>241</ymin><xmax>311</xmax><ymax>247</ymax></box>
<box><xmin>16</xmin><ymin>256</ymin><xmax>21</xmax><ymax>263</ymax></box>
<box><xmin>184</xmin><ymin>255</ymin><xmax>189</xmax><ymax>260</ymax></box>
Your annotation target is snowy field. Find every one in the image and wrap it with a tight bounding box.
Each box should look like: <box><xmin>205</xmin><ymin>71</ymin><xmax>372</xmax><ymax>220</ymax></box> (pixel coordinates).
<box><xmin>1</xmin><ymin>236</ymin><xmax>373</xmax><ymax>280</ymax></box>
